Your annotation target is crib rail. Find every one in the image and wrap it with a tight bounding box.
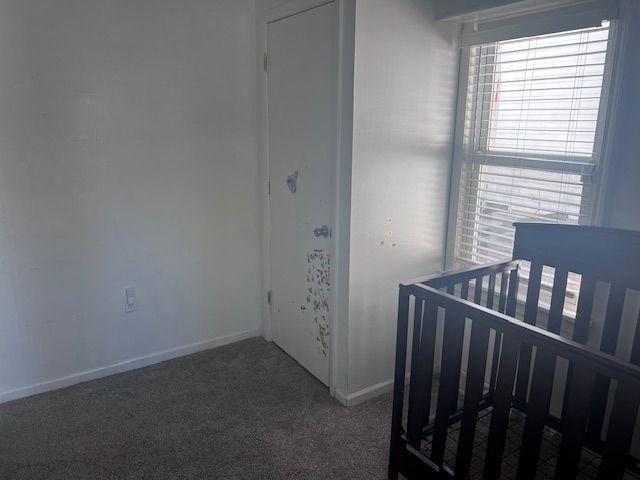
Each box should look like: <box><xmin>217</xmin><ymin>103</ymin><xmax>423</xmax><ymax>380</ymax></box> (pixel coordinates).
<box><xmin>389</xmin><ymin>280</ymin><xmax>640</xmax><ymax>480</ymax></box>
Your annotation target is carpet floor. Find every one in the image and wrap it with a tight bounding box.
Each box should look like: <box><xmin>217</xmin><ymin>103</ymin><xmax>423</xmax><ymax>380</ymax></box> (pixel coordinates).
<box><xmin>0</xmin><ymin>337</ymin><xmax>392</xmax><ymax>480</ymax></box>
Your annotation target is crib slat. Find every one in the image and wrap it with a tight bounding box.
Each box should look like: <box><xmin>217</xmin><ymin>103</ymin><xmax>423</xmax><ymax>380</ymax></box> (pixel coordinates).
<box><xmin>487</xmin><ymin>273</ymin><xmax>496</xmax><ymax>310</ymax></box>
<box><xmin>451</xmin><ymin>277</ymin><xmax>482</xmax><ymax>411</ymax></box>
<box><xmin>451</xmin><ymin>281</ymin><xmax>469</xmax><ymax>413</ymax></box>
<box><xmin>487</xmin><ymin>273</ymin><xmax>500</xmax><ymax>391</ymax></box>
<box><xmin>515</xmin><ymin>262</ymin><xmax>543</xmax><ymax>404</ymax></box>
<box><xmin>562</xmin><ymin>275</ymin><xmax>597</xmax><ymax>421</ymax></box>
<box><xmin>516</xmin><ymin>348</ymin><xmax>557</xmax><ymax>480</ymax></box>
<box><xmin>548</xmin><ymin>268</ymin><xmax>568</xmax><ymax>334</ymax></box>
<box><xmin>431</xmin><ymin>305</ymin><xmax>466</xmax><ymax>466</ymax></box>
<box><xmin>407</xmin><ymin>299</ymin><xmax>426</xmax><ymax>447</ymax></box>
<box><xmin>488</xmin><ymin>331</ymin><xmax>502</xmax><ymax>393</ymax></box>
<box><xmin>588</xmin><ymin>284</ymin><xmax>627</xmax><ymax>443</ymax></box>
<box><xmin>505</xmin><ymin>267</ymin><xmax>520</xmax><ymax>317</ymax></box>
<box><xmin>495</xmin><ymin>268</ymin><xmax>518</xmax><ymax>400</ymax></box>
<box><xmin>597</xmin><ymin>379</ymin><xmax>640</xmax><ymax>480</ymax></box>
<box><xmin>523</xmin><ymin>263</ymin><xmax>544</xmax><ymax>326</ymax></box>
<box><xmin>460</xmin><ymin>276</ymin><xmax>484</xmax><ymax>419</ymax></box>
<box><xmin>498</xmin><ymin>272</ymin><xmax>509</xmax><ymax>313</ymax></box>
<box><xmin>544</xmin><ymin>267</ymin><xmax>569</xmax><ymax>435</ymax></box>
<box><xmin>474</xmin><ymin>275</ymin><xmax>483</xmax><ymax>304</ymax></box>
<box><xmin>407</xmin><ymin>302</ymin><xmax>438</xmax><ymax>447</ymax></box>
<box><xmin>554</xmin><ymin>362</ymin><xmax>597</xmax><ymax>479</ymax></box>
<box><xmin>461</xmin><ymin>279</ymin><xmax>470</xmax><ymax>300</ymax></box>
<box><xmin>587</xmin><ymin>375</ymin><xmax>611</xmax><ymax>441</ymax></box>
<box><xmin>601</xmin><ymin>284</ymin><xmax>626</xmax><ymax>354</ymax></box>
<box><xmin>389</xmin><ymin>287</ymin><xmax>411</xmax><ymax>479</ymax></box>
<box><xmin>454</xmin><ymin>322</ymin><xmax>490</xmax><ymax>478</ymax></box>
<box><xmin>630</xmin><ymin>306</ymin><xmax>640</xmax><ymax>365</ymax></box>
<box><xmin>486</xmin><ymin>273</ymin><xmax>500</xmax><ymax>393</ymax></box>
<box><xmin>483</xmin><ymin>334</ymin><xmax>520</xmax><ymax>479</ymax></box>
<box><xmin>573</xmin><ymin>276</ymin><xmax>596</xmax><ymax>344</ymax></box>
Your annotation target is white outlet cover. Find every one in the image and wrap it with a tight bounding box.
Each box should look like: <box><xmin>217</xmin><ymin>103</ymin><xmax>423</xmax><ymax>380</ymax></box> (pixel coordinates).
<box><xmin>125</xmin><ymin>286</ymin><xmax>137</xmax><ymax>313</ymax></box>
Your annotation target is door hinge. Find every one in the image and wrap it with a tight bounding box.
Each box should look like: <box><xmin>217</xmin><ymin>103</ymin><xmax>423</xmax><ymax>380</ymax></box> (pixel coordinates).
<box><xmin>263</xmin><ymin>53</ymin><xmax>269</xmax><ymax>73</ymax></box>
<box><xmin>267</xmin><ymin>290</ymin><xmax>272</xmax><ymax>305</ymax></box>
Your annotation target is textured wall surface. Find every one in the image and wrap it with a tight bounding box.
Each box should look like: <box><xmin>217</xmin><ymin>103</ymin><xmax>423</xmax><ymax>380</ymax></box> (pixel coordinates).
<box><xmin>602</xmin><ymin>0</ymin><xmax>640</xmax><ymax>230</ymax></box>
<box><xmin>0</xmin><ymin>0</ymin><xmax>262</xmax><ymax>401</ymax></box>
<box><xmin>347</xmin><ymin>0</ymin><xmax>459</xmax><ymax>396</ymax></box>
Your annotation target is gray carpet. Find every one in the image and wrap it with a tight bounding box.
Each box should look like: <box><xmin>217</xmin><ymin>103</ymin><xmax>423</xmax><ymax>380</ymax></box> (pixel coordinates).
<box><xmin>0</xmin><ymin>337</ymin><xmax>392</xmax><ymax>480</ymax></box>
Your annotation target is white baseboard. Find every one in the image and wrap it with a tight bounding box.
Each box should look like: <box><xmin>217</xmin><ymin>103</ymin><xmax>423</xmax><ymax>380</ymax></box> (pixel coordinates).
<box><xmin>0</xmin><ymin>328</ymin><xmax>260</xmax><ymax>405</ymax></box>
<box><xmin>335</xmin><ymin>373</ymin><xmax>411</xmax><ymax>407</ymax></box>
<box><xmin>334</xmin><ymin>387</ymin><xmax>349</xmax><ymax>406</ymax></box>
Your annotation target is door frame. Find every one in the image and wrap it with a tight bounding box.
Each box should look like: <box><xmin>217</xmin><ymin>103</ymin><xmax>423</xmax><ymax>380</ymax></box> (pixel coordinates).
<box><xmin>258</xmin><ymin>0</ymin><xmax>355</xmax><ymax>398</ymax></box>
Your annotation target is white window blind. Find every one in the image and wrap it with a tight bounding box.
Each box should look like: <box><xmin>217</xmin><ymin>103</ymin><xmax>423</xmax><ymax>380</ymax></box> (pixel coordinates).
<box><xmin>454</xmin><ymin>21</ymin><xmax>612</xmax><ymax>268</ymax></box>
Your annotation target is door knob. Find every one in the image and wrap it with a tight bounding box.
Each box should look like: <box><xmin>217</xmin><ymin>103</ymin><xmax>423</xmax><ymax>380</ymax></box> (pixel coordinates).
<box><xmin>313</xmin><ymin>225</ymin><xmax>330</xmax><ymax>238</ymax></box>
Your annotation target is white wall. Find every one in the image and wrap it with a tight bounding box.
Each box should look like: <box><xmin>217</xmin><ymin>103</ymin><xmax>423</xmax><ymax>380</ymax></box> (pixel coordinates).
<box><xmin>433</xmin><ymin>0</ymin><xmax>526</xmax><ymax>19</ymax></box>
<box><xmin>346</xmin><ymin>0</ymin><xmax>459</xmax><ymax>399</ymax></box>
<box><xmin>433</xmin><ymin>0</ymin><xmax>598</xmax><ymax>20</ymax></box>
<box><xmin>0</xmin><ymin>0</ymin><xmax>262</xmax><ymax>402</ymax></box>
<box><xmin>601</xmin><ymin>0</ymin><xmax>640</xmax><ymax>230</ymax></box>
<box><xmin>255</xmin><ymin>0</ymin><xmax>290</xmax><ymax>15</ymax></box>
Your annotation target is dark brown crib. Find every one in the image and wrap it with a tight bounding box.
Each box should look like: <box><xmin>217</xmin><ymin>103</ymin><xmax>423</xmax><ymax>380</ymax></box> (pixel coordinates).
<box><xmin>388</xmin><ymin>223</ymin><xmax>640</xmax><ymax>480</ymax></box>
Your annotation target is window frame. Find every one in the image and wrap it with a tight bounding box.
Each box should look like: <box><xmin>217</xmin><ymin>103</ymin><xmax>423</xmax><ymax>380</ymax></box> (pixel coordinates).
<box><xmin>444</xmin><ymin>18</ymin><xmax>621</xmax><ymax>270</ymax></box>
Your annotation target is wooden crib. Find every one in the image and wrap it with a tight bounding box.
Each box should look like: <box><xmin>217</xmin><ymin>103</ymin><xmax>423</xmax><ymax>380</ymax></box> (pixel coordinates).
<box><xmin>388</xmin><ymin>223</ymin><xmax>640</xmax><ymax>479</ymax></box>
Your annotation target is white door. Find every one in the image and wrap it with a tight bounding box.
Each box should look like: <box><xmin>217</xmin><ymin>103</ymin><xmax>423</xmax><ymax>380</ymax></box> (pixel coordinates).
<box><xmin>267</xmin><ymin>2</ymin><xmax>337</xmax><ymax>386</ymax></box>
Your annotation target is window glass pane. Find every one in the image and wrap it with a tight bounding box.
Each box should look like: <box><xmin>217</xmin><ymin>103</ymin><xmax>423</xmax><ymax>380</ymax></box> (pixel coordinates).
<box><xmin>455</xmin><ymin>22</ymin><xmax>611</xmax><ymax>269</ymax></box>
<box><xmin>474</xmin><ymin>22</ymin><xmax>610</xmax><ymax>159</ymax></box>
<box><xmin>457</xmin><ymin>165</ymin><xmax>588</xmax><ymax>265</ymax></box>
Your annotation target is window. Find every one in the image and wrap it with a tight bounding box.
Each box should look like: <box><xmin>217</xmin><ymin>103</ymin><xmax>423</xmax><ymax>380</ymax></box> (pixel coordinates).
<box><xmin>450</xmin><ymin>21</ymin><xmax>614</xmax><ymax>314</ymax></box>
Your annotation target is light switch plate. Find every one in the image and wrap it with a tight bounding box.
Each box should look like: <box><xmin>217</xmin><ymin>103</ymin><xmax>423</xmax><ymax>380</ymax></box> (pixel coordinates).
<box><xmin>125</xmin><ymin>286</ymin><xmax>137</xmax><ymax>313</ymax></box>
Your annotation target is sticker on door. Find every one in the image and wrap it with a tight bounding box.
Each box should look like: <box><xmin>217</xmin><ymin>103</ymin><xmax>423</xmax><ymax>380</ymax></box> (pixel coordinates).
<box><xmin>305</xmin><ymin>249</ymin><xmax>330</xmax><ymax>356</ymax></box>
<box><xmin>287</xmin><ymin>170</ymin><xmax>298</xmax><ymax>193</ymax></box>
